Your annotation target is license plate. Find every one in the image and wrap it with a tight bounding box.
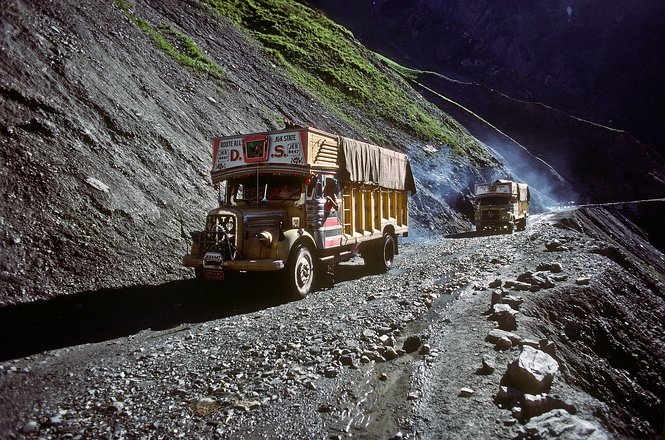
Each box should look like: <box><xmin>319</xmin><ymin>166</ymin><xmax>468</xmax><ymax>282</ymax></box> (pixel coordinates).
<box><xmin>203</xmin><ymin>270</ymin><xmax>225</xmax><ymax>280</ymax></box>
<box><xmin>203</xmin><ymin>252</ymin><xmax>224</xmax><ymax>262</ymax></box>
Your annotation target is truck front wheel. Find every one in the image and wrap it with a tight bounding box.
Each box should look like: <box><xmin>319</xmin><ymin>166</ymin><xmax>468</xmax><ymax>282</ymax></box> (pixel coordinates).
<box><xmin>285</xmin><ymin>245</ymin><xmax>315</xmax><ymax>299</ymax></box>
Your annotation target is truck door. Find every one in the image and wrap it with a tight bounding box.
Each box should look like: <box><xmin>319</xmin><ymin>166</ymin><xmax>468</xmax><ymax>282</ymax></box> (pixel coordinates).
<box><xmin>306</xmin><ymin>175</ymin><xmax>343</xmax><ymax>249</ymax></box>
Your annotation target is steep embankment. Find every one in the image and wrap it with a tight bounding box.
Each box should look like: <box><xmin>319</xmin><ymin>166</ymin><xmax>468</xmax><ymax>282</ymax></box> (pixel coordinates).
<box><xmin>0</xmin><ymin>0</ymin><xmax>497</xmax><ymax>305</ymax></box>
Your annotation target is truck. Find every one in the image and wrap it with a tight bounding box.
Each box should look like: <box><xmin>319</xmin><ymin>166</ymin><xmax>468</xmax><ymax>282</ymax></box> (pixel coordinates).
<box><xmin>182</xmin><ymin>126</ymin><xmax>416</xmax><ymax>298</ymax></box>
<box><xmin>473</xmin><ymin>179</ymin><xmax>530</xmax><ymax>233</ymax></box>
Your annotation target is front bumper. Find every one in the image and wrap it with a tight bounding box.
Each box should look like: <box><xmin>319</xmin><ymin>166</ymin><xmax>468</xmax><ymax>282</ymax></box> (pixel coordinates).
<box><xmin>182</xmin><ymin>255</ymin><xmax>285</xmax><ymax>272</ymax></box>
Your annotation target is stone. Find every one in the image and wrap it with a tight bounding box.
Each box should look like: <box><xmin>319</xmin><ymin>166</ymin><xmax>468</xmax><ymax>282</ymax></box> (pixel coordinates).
<box><xmin>539</xmin><ymin>339</ymin><xmax>556</xmax><ymax>357</ymax></box>
<box><xmin>419</xmin><ymin>344</ymin><xmax>431</xmax><ymax>355</ymax></box>
<box><xmin>550</xmin><ymin>263</ymin><xmax>563</xmax><ymax>273</ymax></box>
<box><xmin>383</xmin><ymin>347</ymin><xmax>399</xmax><ymax>360</ymax></box>
<box><xmin>85</xmin><ymin>176</ymin><xmax>110</xmax><ymax>192</ymax></box>
<box><xmin>232</xmin><ymin>400</ymin><xmax>261</xmax><ymax>412</ymax></box>
<box><xmin>545</xmin><ymin>240</ymin><xmax>564</xmax><ymax>251</ymax></box>
<box><xmin>22</xmin><ymin>421</ymin><xmax>39</xmax><ymax>433</ymax></box>
<box><xmin>486</xmin><ymin>329</ymin><xmax>522</xmax><ymax>345</ymax></box>
<box><xmin>402</xmin><ymin>335</ymin><xmax>422</xmax><ymax>353</ymax></box>
<box><xmin>475</xmin><ymin>355</ymin><xmax>495</xmax><ymax>375</ymax></box>
<box><xmin>190</xmin><ymin>397</ymin><xmax>221</xmax><ymax>416</ymax></box>
<box><xmin>379</xmin><ymin>335</ymin><xmax>395</xmax><ymax>346</ymax></box>
<box><xmin>323</xmin><ymin>367</ymin><xmax>338</xmax><ymax>378</ymax></box>
<box><xmin>522</xmin><ymin>393</ymin><xmax>577</xmax><ymax>419</ymax></box>
<box><xmin>575</xmin><ymin>277</ymin><xmax>591</xmax><ymax>286</ymax></box>
<box><xmin>517</xmin><ymin>409</ymin><xmax>606</xmax><ymax>439</ymax></box>
<box><xmin>496</xmin><ymin>386</ymin><xmax>524</xmax><ymax>405</ymax></box>
<box><xmin>514</xmin><ymin>281</ymin><xmax>532</xmax><ymax>291</ymax></box>
<box><xmin>501</xmin><ymin>295</ymin><xmax>523</xmax><ymax>310</ymax></box>
<box><xmin>505</xmin><ymin>346</ymin><xmax>559</xmax><ymax>394</ymax></box>
<box><xmin>459</xmin><ymin>387</ymin><xmax>474</xmax><ymax>397</ymax></box>
<box><xmin>490</xmin><ymin>304</ymin><xmax>518</xmax><ymax>331</ymax></box>
<box><xmin>495</xmin><ymin>336</ymin><xmax>512</xmax><ymax>351</ymax></box>
<box><xmin>339</xmin><ymin>354</ymin><xmax>355</xmax><ymax>366</ymax></box>
<box><xmin>488</xmin><ymin>278</ymin><xmax>502</xmax><ymax>288</ymax></box>
<box><xmin>491</xmin><ymin>290</ymin><xmax>503</xmax><ymax>305</ymax></box>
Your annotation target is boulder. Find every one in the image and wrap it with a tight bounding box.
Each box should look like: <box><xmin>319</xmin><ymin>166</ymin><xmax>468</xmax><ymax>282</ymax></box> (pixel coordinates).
<box><xmin>516</xmin><ymin>409</ymin><xmax>607</xmax><ymax>439</ymax></box>
<box><xmin>505</xmin><ymin>346</ymin><xmax>559</xmax><ymax>394</ymax></box>
<box><xmin>490</xmin><ymin>304</ymin><xmax>518</xmax><ymax>330</ymax></box>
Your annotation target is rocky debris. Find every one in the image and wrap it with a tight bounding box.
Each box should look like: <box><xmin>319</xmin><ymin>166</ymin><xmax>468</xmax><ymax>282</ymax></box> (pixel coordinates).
<box><xmin>488</xmin><ymin>278</ymin><xmax>502</xmax><ymax>288</ymax></box>
<box><xmin>515</xmin><ymin>409</ymin><xmax>607</xmax><ymax>439</ymax></box>
<box><xmin>504</xmin><ymin>346</ymin><xmax>559</xmax><ymax>394</ymax></box>
<box><xmin>459</xmin><ymin>387</ymin><xmax>475</xmax><ymax>397</ymax></box>
<box><xmin>489</xmin><ymin>303</ymin><xmax>518</xmax><ymax>331</ymax></box>
<box><xmin>517</xmin><ymin>271</ymin><xmax>555</xmax><ymax>289</ymax></box>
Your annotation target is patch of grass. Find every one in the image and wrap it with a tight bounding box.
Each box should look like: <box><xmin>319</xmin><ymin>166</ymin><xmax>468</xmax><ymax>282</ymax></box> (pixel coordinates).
<box><xmin>201</xmin><ymin>0</ymin><xmax>478</xmax><ymax>153</ymax></box>
<box><xmin>116</xmin><ymin>1</ymin><xmax>225</xmax><ymax>79</ymax></box>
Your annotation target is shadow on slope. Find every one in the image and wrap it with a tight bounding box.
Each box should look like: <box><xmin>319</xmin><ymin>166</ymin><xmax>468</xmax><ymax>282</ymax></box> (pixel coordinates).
<box><xmin>0</xmin><ymin>262</ymin><xmax>384</xmax><ymax>361</ymax></box>
<box><xmin>0</xmin><ymin>277</ymin><xmax>288</xmax><ymax>362</ymax></box>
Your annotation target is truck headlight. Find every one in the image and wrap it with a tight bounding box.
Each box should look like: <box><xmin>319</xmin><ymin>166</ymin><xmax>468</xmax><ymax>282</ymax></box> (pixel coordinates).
<box><xmin>257</xmin><ymin>231</ymin><xmax>273</xmax><ymax>246</ymax></box>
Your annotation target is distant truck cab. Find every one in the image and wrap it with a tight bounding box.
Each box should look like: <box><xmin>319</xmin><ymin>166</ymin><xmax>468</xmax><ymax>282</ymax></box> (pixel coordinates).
<box><xmin>474</xmin><ymin>180</ymin><xmax>529</xmax><ymax>233</ymax></box>
<box><xmin>182</xmin><ymin>126</ymin><xmax>416</xmax><ymax>298</ymax></box>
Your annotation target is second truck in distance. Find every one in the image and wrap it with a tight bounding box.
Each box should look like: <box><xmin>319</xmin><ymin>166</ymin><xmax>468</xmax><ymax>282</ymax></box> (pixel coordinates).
<box><xmin>474</xmin><ymin>180</ymin><xmax>530</xmax><ymax>233</ymax></box>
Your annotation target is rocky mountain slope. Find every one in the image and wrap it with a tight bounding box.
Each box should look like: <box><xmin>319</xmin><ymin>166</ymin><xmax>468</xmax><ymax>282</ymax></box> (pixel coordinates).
<box><xmin>307</xmin><ymin>0</ymin><xmax>665</xmax><ymax>204</ymax></box>
<box><xmin>1</xmin><ymin>0</ymin><xmax>504</xmax><ymax>305</ymax></box>
<box><xmin>1</xmin><ymin>205</ymin><xmax>663</xmax><ymax>438</ymax></box>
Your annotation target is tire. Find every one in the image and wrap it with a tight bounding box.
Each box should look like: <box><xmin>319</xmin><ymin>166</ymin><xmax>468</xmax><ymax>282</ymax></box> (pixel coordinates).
<box><xmin>285</xmin><ymin>245</ymin><xmax>315</xmax><ymax>299</ymax></box>
<box><xmin>373</xmin><ymin>233</ymin><xmax>396</xmax><ymax>273</ymax></box>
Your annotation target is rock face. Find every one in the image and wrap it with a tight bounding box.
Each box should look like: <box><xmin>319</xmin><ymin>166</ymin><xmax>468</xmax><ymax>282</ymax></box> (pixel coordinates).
<box><xmin>0</xmin><ymin>0</ymin><xmax>495</xmax><ymax>305</ymax></box>
<box><xmin>504</xmin><ymin>346</ymin><xmax>559</xmax><ymax>394</ymax></box>
<box><xmin>516</xmin><ymin>409</ymin><xmax>607</xmax><ymax>440</ymax></box>
<box><xmin>308</xmin><ymin>0</ymin><xmax>665</xmax><ymax>204</ymax></box>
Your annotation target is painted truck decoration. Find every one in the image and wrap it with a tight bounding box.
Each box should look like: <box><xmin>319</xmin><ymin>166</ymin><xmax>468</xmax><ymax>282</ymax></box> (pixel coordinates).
<box><xmin>182</xmin><ymin>127</ymin><xmax>416</xmax><ymax>298</ymax></box>
<box><xmin>474</xmin><ymin>180</ymin><xmax>530</xmax><ymax>233</ymax></box>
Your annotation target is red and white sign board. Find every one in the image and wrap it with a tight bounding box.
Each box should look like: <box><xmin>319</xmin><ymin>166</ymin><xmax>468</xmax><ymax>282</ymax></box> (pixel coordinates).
<box><xmin>212</xmin><ymin>131</ymin><xmax>306</xmax><ymax>173</ymax></box>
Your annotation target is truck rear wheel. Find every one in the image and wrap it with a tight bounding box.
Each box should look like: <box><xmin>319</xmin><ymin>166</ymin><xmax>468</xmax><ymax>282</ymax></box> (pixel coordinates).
<box><xmin>371</xmin><ymin>233</ymin><xmax>395</xmax><ymax>273</ymax></box>
<box><xmin>285</xmin><ymin>245</ymin><xmax>315</xmax><ymax>299</ymax></box>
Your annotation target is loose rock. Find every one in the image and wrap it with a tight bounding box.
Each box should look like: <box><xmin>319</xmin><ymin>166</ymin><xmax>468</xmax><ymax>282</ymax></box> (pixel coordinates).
<box><xmin>504</xmin><ymin>346</ymin><xmax>559</xmax><ymax>394</ymax></box>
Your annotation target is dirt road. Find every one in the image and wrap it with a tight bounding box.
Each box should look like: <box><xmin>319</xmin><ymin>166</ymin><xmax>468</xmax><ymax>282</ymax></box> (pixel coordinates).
<box><xmin>1</xmin><ymin>208</ymin><xmax>663</xmax><ymax>438</ymax></box>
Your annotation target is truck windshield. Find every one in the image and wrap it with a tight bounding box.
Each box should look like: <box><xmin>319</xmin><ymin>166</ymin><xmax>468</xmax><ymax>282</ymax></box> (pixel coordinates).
<box><xmin>233</xmin><ymin>176</ymin><xmax>302</xmax><ymax>202</ymax></box>
<box><xmin>478</xmin><ymin>197</ymin><xmax>510</xmax><ymax>206</ymax></box>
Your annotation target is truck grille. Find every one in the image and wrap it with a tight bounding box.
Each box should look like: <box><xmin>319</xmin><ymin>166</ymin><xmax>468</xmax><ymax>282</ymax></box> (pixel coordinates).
<box><xmin>202</xmin><ymin>214</ymin><xmax>238</xmax><ymax>259</ymax></box>
<box><xmin>481</xmin><ymin>209</ymin><xmax>501</xmax><ymax>220</ymax></box>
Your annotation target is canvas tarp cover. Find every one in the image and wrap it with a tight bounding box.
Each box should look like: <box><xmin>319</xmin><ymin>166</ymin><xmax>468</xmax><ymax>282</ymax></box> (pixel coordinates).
<box><xmin>339</xmin><ymin>137</ymin><xmax>416</xmax><ymax>193</ymax></box>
